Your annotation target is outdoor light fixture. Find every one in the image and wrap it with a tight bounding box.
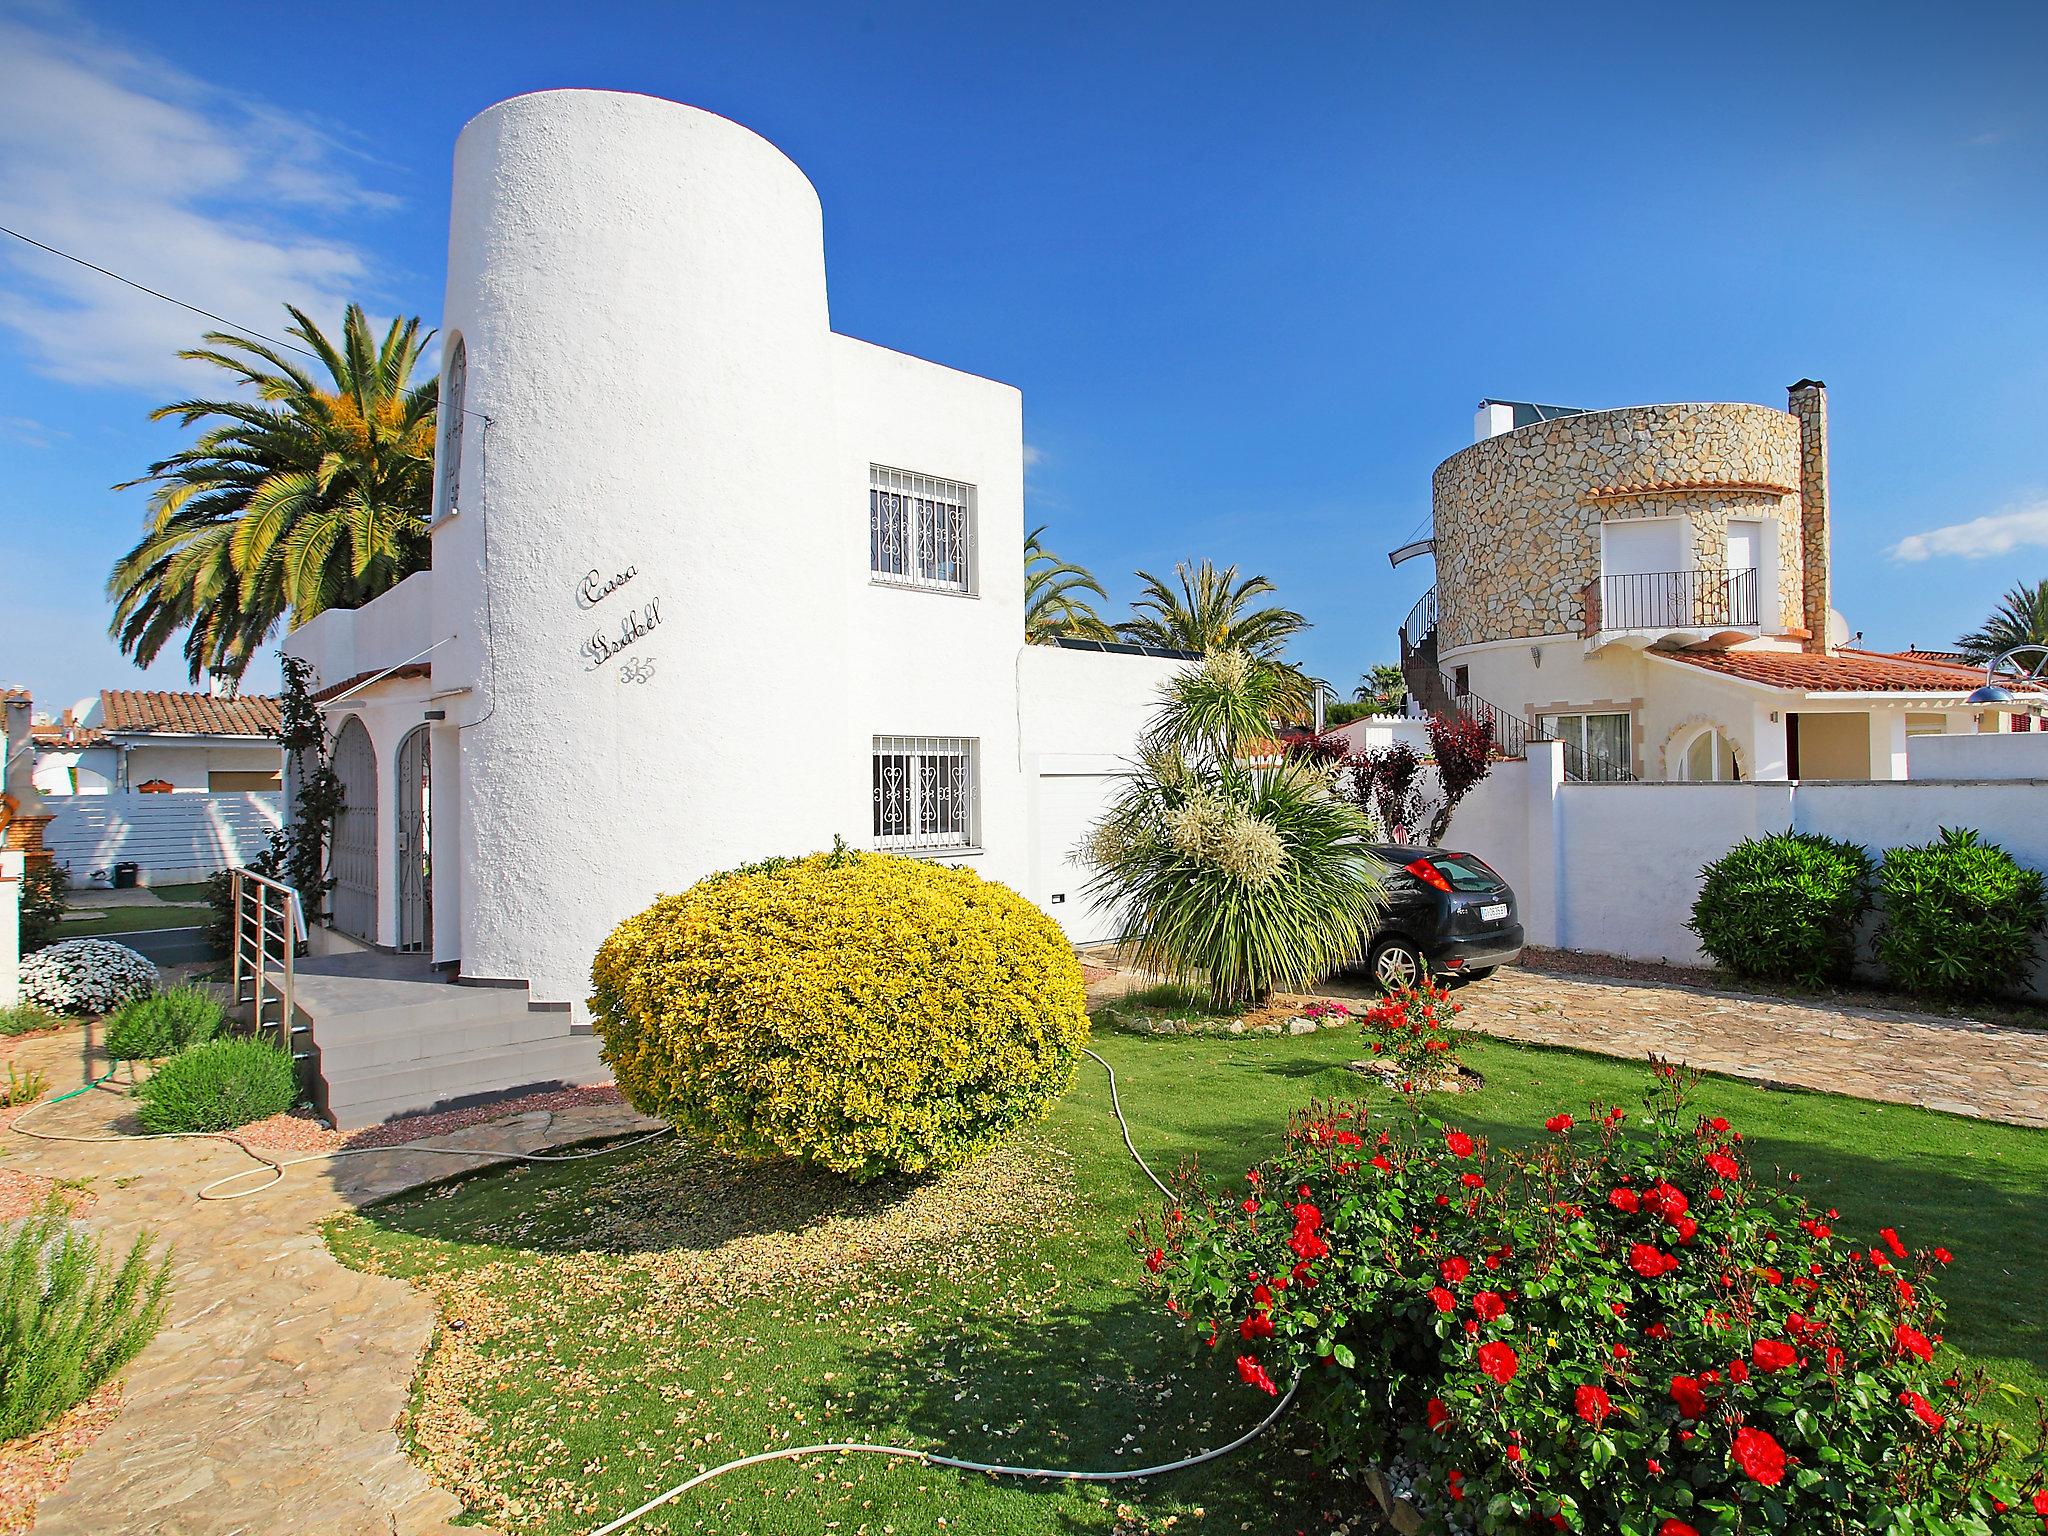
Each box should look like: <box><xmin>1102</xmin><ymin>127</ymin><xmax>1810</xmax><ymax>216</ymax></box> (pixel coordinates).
<box><xmin>1965</xmin><ymin>643</ymin><xmax>2048</xmax><ymax>706</ymax></box>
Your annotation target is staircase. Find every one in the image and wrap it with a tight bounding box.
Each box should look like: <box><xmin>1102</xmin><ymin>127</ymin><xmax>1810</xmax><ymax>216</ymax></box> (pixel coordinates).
<box><xmin>289</xmin><ymin>949</ymin><xmax>606</xmax><ymax>1130</ymax></box>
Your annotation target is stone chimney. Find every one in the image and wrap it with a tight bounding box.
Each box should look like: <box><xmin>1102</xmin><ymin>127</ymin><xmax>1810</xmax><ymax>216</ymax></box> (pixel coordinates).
<box><xmin>1787</xmin><ymin>380</ymin><xmax>1830</xmax><ymax>653</ymax></box>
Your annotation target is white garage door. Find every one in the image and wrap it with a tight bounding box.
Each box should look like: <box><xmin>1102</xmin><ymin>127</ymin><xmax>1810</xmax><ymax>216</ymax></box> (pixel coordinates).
<box><xmin>1035</xmin><ymin>772</ymin><xmax>1124</xmax><ymax>944</ymax></box>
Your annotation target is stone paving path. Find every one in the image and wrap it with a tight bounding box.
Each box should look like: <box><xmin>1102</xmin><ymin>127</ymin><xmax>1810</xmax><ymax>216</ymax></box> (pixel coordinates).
<box><xmin>1318</xmin><ymin>964</ymin><xmax>2048</xmax><ymax>1129</ymax></box>
<box><xmin>0</xmin><ymin>1027</ymin><xmax>660</xmax><ymax>1536</ymax></box>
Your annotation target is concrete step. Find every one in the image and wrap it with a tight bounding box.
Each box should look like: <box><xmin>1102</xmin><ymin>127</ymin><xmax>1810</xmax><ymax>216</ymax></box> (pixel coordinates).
<box><xmin>322</xmin><ymin>1033</ymin><xmax>608</xmax><ymax>1130</ymax></box>
<box><xmin>311</xmin><ymin>1005</ymin><xmax>578</xmax><ymax>1075</ymax></box>
<box><xmin>298</xmin><ymin>984</ymin><xmax>538</xmax><ymax>1041</ymax></box>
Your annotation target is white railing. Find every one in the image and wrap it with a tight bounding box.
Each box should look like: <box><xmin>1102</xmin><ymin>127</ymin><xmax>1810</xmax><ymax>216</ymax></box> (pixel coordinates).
<box><xmin>228</xmin><ymin>869</ymin><xmax>311</xmax><ymax>1072</ymax></box>
<box><xmin>872</xmin><ymin>735</ymin><xmax>979</xmax><ymax>852</ymax></box>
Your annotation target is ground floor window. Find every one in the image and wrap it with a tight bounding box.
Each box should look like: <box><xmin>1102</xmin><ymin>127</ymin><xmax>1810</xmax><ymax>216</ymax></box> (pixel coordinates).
<box><xmin>1535</xmin><ymin>710</ymin><xmax>1631</xmax><ymax>774</ymax></box>
<box><xmin>1677</xmin><ymin>726</ymin><xmax>1743</xmax><ymax>781</ymax></box>
<box><xmin>872</xmin><ymin>736</ymin><xmax>978</xmax><ymax>851</ymax></box>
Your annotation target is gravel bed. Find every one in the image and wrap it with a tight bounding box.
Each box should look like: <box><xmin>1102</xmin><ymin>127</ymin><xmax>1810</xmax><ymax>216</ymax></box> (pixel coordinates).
<box><xmin>232</xmin><ymin>1082</ymin><xmax>627</xmax><ymax>1155</ymax></box>
<box><xmin>0</xmin><ymin>1383</ymin><xmax>121</xmax><ymax>1535</ymax></box>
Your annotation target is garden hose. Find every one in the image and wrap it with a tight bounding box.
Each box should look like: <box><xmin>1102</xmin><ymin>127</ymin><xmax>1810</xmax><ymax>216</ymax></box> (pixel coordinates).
<box><xmin>583</xmin><ymin>1048</ymin><xmax>1299</xmax><ymax>1536</ymax></box>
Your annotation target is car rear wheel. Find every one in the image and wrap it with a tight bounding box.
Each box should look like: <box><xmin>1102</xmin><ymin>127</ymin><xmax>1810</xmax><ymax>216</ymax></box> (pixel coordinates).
<box><xmin>1369</xmin><ymin>936</ymin><xmax>1425</xmax><ymax>992</ymax></box>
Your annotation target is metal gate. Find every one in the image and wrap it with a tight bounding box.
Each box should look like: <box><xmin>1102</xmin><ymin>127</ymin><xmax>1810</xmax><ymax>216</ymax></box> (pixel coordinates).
<box><xmin>329</xmin><ymin>716</ymin><xmax>378</xmax><ymax>943</ymax></box>
<box><xmin>395</xmin><ymin>725</ymin><xmax>431</xmax><ymax>953</ymax></box>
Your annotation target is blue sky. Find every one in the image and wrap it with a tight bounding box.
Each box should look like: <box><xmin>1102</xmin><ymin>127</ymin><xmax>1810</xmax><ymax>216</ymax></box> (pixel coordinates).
<box><xmin>2</xmin><ymin>0</ymin><xmax>2044</xmax><ymax>713</ymax></box>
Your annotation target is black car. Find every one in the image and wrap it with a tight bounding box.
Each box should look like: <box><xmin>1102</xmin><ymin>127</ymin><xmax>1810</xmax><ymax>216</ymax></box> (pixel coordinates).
<box><xmin>1352</xmin><ymin>844</ymin><xmax>1523</xmax><ymax>990</ymax></box>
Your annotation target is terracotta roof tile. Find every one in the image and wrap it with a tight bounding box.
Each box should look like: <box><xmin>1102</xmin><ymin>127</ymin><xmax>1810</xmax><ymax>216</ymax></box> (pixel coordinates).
<box><xmin>1660</xmin><ymin>648</ymin><xmax>1986</xmax><ymax>694</ymax></box>
<box><xmin>32</xmin><ymin>723</ymin><xmax>107</xmax><ymax>749</ymax></box>
<box><xmin>1877</xmin><ymin>647</ymin><xmax>1972</xmax><ymax>667</ymax></box>
<box><xmin>1</xmin><ymin>688</ymin><xmax>28</xmax><ymax>703</ymax></box>
<box><xmin>1582</xmin><ymin>477</ymin><xmax>1797</xmax><ymax>501</ymax></box>
<box><xmin>309</xmin><ymin>663</ymin><xmax>431</xmax><ymax>704</ymax></box>
<box><xmin>97</xmin><ymin>690</ymin><xmax>281</xmax><ymax>737</ymax></box>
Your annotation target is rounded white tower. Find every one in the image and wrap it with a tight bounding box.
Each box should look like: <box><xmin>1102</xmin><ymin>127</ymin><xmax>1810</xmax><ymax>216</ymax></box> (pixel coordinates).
<box><xmin>432</xmin><ymin>90</ymin><xmax>850</xmax><ymax>1004</ymax></box>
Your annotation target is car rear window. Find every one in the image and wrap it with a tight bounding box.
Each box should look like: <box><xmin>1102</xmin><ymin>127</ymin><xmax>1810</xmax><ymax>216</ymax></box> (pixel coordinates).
<box><xmin>1431</xmin><ymin>854</ymin><xmax>1502</xmax><ymax>891</ymax></box>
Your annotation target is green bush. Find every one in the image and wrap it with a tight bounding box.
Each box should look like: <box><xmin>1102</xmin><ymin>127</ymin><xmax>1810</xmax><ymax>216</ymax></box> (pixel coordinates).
<box><xmin>1874</xmin><ymin>827</ymin><xmax>2048</xmax><ymax>998</ymax></box>
<box><xmin>591</xmin><ymin>848</ymin><xmax>1089</xmax><ymax>1181</ymax></box>
<box><xmin>18</xmin><ymin>863</ymin><xmax>67</xmax><ymax>953</ymax></box>
<box><xmin>0</xmin><ymin>1197</ymin><xmax>171</xmax><ymax>1442</ymax></box>
<box><xmin>133</xmin><ymin>1037</ymin><xmax>297</xmax><ymax>1133</ymax></box>
<box><xmin>1687</xmin><ymin>830</ymin><xmax>1873</xmax><ymax>986</ymax></box>
<box><xmin>104</xmin><ymin>986</ymin><xmax>226</xmax><ymax>1061</ymax></box>
<box><xmin>0</xmin><ymin>1004</ymin><xmax>64</xmax><ymax>1038</ymax></box>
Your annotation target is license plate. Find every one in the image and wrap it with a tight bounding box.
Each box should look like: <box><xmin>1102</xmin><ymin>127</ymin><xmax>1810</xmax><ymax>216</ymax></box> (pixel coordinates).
<box><xmin>1480</xmin><ymin>902</ymin><xmax>1508</xmax><ymax>922</ymax></box>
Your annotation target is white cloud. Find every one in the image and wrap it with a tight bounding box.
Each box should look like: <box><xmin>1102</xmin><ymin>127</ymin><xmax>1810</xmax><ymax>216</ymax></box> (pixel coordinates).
<box><xmin>0</xmin><ymin>6</ymin><xmax>400</xmax><ymax>391</ymax></box>
<box><xmin>0</xmin><ymin>413</ymin><xmax>63</xmax><ymax>448</ymax></box>
<box><xmin>1889</xmin><ymin>499</ymin><xmax>2048</xmax><ymax>562</ymax></box>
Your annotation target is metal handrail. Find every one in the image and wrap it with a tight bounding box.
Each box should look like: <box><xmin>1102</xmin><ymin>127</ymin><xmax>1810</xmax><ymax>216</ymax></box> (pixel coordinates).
<box><xmin>1422</xmin><ymin>669</ymin><xmax>1633</xmax><ymax>782</ymax></box>
<box><xmin>1400</xmin><ymin>587</ymin><xmax>1438</xmax><ymax>650</ymax></box>
<box><xmin>228</xmin><ymin>870</ymin><xmax>309</xmax><ymax>1070</ymax></box>
<box><xmin>1583</xmin><ymin>568</ymin><xmax>1759</xmax><ymax>636</ymax></box>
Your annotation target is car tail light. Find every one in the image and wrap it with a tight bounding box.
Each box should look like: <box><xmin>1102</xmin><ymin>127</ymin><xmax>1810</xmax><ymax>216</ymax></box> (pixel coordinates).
<box><xmin>1404</xmin><ymin>856</ymin><xmax>1453</xmax><ymax>892</ymax></box>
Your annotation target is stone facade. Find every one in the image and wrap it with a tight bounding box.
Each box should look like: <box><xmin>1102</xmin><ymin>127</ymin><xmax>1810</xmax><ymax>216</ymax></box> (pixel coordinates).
<box><xmin>1787</xmin><ymin>382</ymin><xmax>1831</xmax><ymax>653</ymax></box>
<box><xmin>1431</xmin><ymin>402</ymin><xmax>1808</xmax><ymax>654</ymax></box>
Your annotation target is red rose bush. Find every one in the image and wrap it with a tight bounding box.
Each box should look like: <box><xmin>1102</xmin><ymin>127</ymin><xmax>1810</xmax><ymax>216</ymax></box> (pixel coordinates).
<box><xmin>1137</xmin><ymin>1066</ymin><xmax>2047</xmax><ymax>1532</ymax></box>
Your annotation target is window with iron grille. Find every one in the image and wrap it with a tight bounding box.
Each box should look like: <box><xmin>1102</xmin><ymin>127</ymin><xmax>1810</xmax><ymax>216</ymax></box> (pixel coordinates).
<box><xmin>870</xmin><ymin>465</ymin><xmax>975</xmax><ymax>593</ymax></box>
<box><xmin>438</xmin><ymin>337</ymin><xmax>466</xmax><ymax>521</ymax></box>
<box><xmin>872</xmin><ymin>736</ymin><xmax>978</xmax><ymax>851</ymax></box>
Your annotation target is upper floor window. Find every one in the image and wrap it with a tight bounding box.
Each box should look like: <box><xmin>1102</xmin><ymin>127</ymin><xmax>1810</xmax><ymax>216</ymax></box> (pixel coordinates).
<box><xmin>438</xmin><ymin>337</ymin><xmax>466</xmax><ymax>521</ymax></box>
<box><xmin>870</xmin><ymin>465</ymin><xmax>975</xmax><ymax>594</ymax></box>
<box><xmin>872</xmin><ymin>735</ymin><xmax>978</xmax><ymax>851</ymax></box>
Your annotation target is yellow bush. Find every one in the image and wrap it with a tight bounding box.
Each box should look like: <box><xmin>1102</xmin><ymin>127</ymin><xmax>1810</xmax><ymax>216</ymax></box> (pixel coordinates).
<box><xmin>589</xmin><ymin>849</ymin><xmax>1090</xmax><ymax>1180</ymax></box>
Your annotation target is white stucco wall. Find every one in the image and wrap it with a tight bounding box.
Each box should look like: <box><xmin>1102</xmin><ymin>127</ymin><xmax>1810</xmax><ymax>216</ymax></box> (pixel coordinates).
<box><xmin>1910</xmin><ymin>730</ymin><xmax>2048</xmax><ymax>781</ymax></box>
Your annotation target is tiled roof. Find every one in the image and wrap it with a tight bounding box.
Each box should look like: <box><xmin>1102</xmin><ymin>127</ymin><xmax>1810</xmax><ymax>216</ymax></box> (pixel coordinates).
<box><xmin>98</xmin><ymin>690</ymin><xmax>281</xmax><ymax>737</ymax></box>
<box><xmin>1660</xmin><ymin>648</ymin><xmax>1986</xmax><ymax>694</ymax></box>
<box><xmin>1</xmin><ymin>688</ymin><xmax>28</xmax><ymax>703</ymax></box>
<box><xmin>309</xmin><ymin>664</ymin><xmax>431</xmax><ymax>703</ymax></box>
<box><xmin>32</xmin><ymin>723</ymin><xmax>108</xmax><ymax>749</ymax></box>
<box><xmin>1878</xmin><ymin>648</ymin><xmax>1972</xmax><ymax>667</ymax></box>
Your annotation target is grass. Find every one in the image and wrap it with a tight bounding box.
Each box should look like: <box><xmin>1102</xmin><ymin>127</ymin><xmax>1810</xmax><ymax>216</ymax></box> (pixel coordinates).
<box><xmin>143</xmin><ymin>882</ymin><xmax>212</xmax><ymax>905</ymax></box>
<box><xmin>0</xmin><ymin>1005</ymin><xmax>66</xmax><ymax>1038</ymax></box>
<box><xmin>54</xmin><ymin>904</ymin><xmax>210</xmax><ymax>939</ymax></box>
<box><xmin>325</xmin><ymin>1028</ymin><xmax>2048</xmax><ymax>1535</ymax></box>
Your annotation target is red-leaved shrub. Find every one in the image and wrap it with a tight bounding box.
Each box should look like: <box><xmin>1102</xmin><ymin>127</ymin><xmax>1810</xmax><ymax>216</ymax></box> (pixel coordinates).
<box><xmin>1137</xmin><ymin>1066</ymin><xmax>2048</xmax><ymax>1532</ymax></box>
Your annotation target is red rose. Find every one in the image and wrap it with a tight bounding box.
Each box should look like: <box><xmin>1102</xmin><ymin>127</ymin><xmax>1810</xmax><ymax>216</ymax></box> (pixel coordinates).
<box><xmin>1894</xmin><ymin>1323</ymin><xmax>1934</xmax><ymax>1362</ymax></box>
<box><xmin>1659</xmin><ymin>1522</ymin><xmax>1700</xmax><ymax>1536</ymax></box>
<box><xmin>1472</xmin><ymin>1290</ymin><xmax>1507</xmax><ymax>1321</ymax></box>
<box><xmin>1426</xmin><ymin>1396</ymin><xmax>1450</xmax><ymax>1430</ymax></box>
<box><xmin>1668</xmin><ymin>1374</ymin><xmax>1707</xmax><ymax>1419</ymax></box>
<box><xmin>1880</xmin><ymin>1226</ymin><xmax>1908</xmax><ymax>1260</ymax></box>
<box><xmin>1610</xmin><ymin>1186</ymin><xmax>1642</xmax><ymax>1214</ymax></box>
<box><xmin>1732</xmin><ymin>1425</ymin><xmax>1785</xmax><ymax>1486</ymax></box>
<box><xmin>1545</xmin><ymin>1114</ymin><xmax>1573</xmax><ymax>1133</ymax></box>
<box><xmin>1238</xmin><ymin>1312</ymin><xmax>1274</xmax><ymax>1340</ymax></box>
<box><xmin>1705</xmin><ymin>1152</ymin><xmax>1740</xmax><ymax>1179</ymax></box>
<box><xmin>1430</xmin><ymin>1286</ymin><xmax>1458</xmax><ymax>1313</ymax></box>
<box><xmin>1477</xmin><ymin>1340</ymin><xmax>1519</xmax><ymax>1384</ymax></box>
<box><xmin>1145</xmin><ymin>1248</ymin><xmax>1164</xmax><ymax>1273</ymax></box>
<box><xmin>1445</xmin><ymin>1129</ymin><xmax>1475</xmax><ymax>1158</ymax></box>
<box><xmin>1370</xmin><ymin>1154</ymin><xmax>1393</xmax><ymax>1172</ymax></box>
<box><xmin>1752</xmin><ymin>1338</ymin><xmax>1797</xmax><ymax>1373</ymax></box>
<box><xmin>1899</xmin><ymin>1390</ymin><xmax>1945</xmax><ymax>1431</ymax></box>
<box><xmin>1460</xmin><ymin>1172</ymin><xmax>1485</xmax><ymax>1188</ymax></box>
<box><xmin>1235</xmin><ymin>1354</ymin><xmax>1278</xmax><ymax>1395</ymax></box>
<box><xmin>1441</xmin><ymin>1255</ymin><xmax>1472</xmax><ymax>1284</ymax></box>
<box><xmin>1630</xmin><ymin>1243</ymin><xmax>1677</xmax><ymax>1278</ymax></box>
<box><xmin>1574</xmin><ymin>1383</ymin><xmax>1613</xmax><ymax>1425</ymax></box>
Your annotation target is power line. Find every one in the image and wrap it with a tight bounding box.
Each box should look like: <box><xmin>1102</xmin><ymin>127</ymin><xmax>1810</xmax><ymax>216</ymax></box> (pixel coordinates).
<box><xmin>0</xmin><ymin>223</ymin><xmax>320</xmax><ymax>362</ymax></box>
<box><xmin>0</xmin><ymin>222</ymin><xmax>490</xmax><ymax>424</ymax></box>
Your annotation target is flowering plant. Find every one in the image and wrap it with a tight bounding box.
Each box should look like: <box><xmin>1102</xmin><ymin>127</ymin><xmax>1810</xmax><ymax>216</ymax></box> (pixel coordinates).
<box><xmin>1137</xmin><ymin>1066</ymin><xmax>2048</xmax><ymax>1532</ymax></box>
<box><xmin>1357</xmin><ymin>977</ymin><xmax>1464</xmax><ymax>1087</ymax></box>
<box><xmin>18</xmin><ymin>939</ymin><xmax>159</xmax><ymax>1016</ymax></box>
<box><xmin>1300</xmin><ymin>1000</ymin><xmax>1352</xmax><ymax>1024</ymax></box>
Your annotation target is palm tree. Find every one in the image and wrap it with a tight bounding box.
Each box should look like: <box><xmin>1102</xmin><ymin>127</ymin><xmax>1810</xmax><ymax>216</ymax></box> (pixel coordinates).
<box><xmin>1024</xmin><ymin>526</ymin><xmax>1117</xmax><ymax>643</ymax></box>
<box><xmin>1119</xmin><ymin>559</ymin><xmax>1308</xmax><ymax>657</ymax></box>
<box><xmin>1353</xmin><ymin>662</ymin><xmax>1406</xmax><ymax>711</ymax></box>
<box><xmin>1955</xmin><ymin>580</ymin><xmax>2048</xmax><ymax>663</ymax></box>
<box><xmin>108</xmin><ymin>305</ymin><xmax>438</xmax><ymax>684</ymax></box>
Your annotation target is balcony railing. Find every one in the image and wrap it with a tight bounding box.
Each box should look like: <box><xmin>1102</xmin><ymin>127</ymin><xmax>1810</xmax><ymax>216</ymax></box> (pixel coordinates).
<box><xmin>1400</xmin><ymin>586</ymin><xmax>1438</xmax><ymax>650</ymax></box>
<box><xmin>1581</xmin><ymin>568</ymin><xmax>1759</xmax><ymax>637</ymax></box>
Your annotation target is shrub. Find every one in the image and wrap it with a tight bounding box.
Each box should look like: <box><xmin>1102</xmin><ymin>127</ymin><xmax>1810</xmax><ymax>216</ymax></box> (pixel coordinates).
<box><xmin>0</xmin><ymin>1004</ymin><xmax>64</xmax><ymax>1038</ymax></box>
<box><xmin>1357</xmin><ymin>977</ymin><xmax>1464</xmax><ymax>1087</ymax></box>
<box><xmin>133</xmin><ymin>1036</ymin><xmax>297</xmax><ymax>1133</ymax></box>
<box><xmin>1140</xmin><ymin>1069</ymin><xmax>2048</xmax><ymax>1533</ymax></box>
<box><xmin>1086</xmin><ymin>650</ymin><xmax>1388</xmax><ymax>1010</ymax></box>
<box><xmin>17</xmin><ymin>939</ymin><xmax>158</xmax><ymax>1016</ymax></box>
<box><xmin>2</xmin><ymin>1064</ymin><xmax>49</xmax><ymax>1108</ymax></box>
<box><xmin>104</xmin><ymin>986</ymin><xmax>226</xmax><ymax>1062</ymax></box>
<box><xmin>1874</xmin><ymin>827</ymin><xmax>2048</xmax><ymax>999</ymax></box>
<box><xmin>18</xmin><ymin>862</ymin><xmax>67</xmax><ymax>953</ymax></box>
<box><xmin>1687</xmin><ymin>831</ymin><xmax>1873</xmax><ymax>986</ymax></box>
<box><xmin>0</xmin><ymin>1197</ymin><xmax>171</xmax><ymax>1442</ymax></box>
<box><xmin>591</xmin><ymin>848</ymin><xmax>1089</xmax><ymax>1181</ymax></box>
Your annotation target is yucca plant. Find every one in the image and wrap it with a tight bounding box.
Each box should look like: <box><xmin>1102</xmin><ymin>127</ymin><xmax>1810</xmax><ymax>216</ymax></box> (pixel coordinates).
<box><xmin>0</xmin><ymin>1199</ymin><xmax>172</xmax><ymax>1442</ymax></box>
<box><xmin>1086</xmin><ymin>649</ymin><xmax>1386</xmax><ymax>1011</ymax></box>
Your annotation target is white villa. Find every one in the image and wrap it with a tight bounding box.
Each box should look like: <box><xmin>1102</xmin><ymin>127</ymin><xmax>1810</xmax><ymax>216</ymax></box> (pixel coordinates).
<box><xmin>283</xmin><ymin>90</ymin><xmax>1183</xmax><ymax>1053</ymax></box>
<box><xmin>1397</xmin><ymin>386</ymin><xmax>2036</xmax><ymax>782</ymax></box>
<box><xmin>27</xmin><ymin>689</ymin><xmax>283</xmax><ymax>797</ymax></box>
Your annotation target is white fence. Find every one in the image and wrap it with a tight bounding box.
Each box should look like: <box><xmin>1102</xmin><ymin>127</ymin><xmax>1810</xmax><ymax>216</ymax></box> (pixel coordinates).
<box><xmin>44</xmin><ymin>791</ymin><xmax>284</xmax><ymax>887</ymax></box>
<box><xmin>1451</xmin><ymin>743</ymin><xmax>2048</xmax><ymax>1000</ymax></box>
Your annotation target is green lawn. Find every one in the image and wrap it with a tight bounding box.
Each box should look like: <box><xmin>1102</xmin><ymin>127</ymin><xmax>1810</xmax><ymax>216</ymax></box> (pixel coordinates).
<box><xmin>325</xmin><ymin>1027</ymin><xmax>2048</xmax><ymax>1535</ymax></box>
<box><xmin>54</xmin><ymin>903</ymin><xmax>210</xmax><ymax>938</ymax></box>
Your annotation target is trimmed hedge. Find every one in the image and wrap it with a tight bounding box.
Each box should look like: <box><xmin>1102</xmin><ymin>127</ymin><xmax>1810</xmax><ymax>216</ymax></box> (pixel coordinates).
<box><xmin>1874</xmin><ymin>827</ymin><xmax>2047</xmax><ymax>998</ymax></box>
<box><xmin>590</xmin><ymin>847</ymin><xmax>1090</xmax><ymax>1181</ymax></box>
<box><xmin>1687</xmin><ymin>831</ymin><xmax>1873</xmax><ymax>986</ymax></box>
<box><xmin>133</xmin><ymin>1037</ymin><xmax>298</xmax><ymax>1133</ymax></box>
<box><xmin>105</xmin><ymin>986</ymin><xmax>225</xmax><ymax>1062</ymax></box>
